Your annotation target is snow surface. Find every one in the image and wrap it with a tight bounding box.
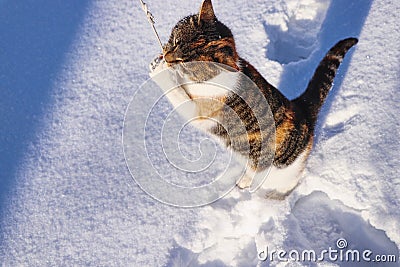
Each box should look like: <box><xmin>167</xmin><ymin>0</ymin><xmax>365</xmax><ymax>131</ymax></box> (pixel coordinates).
<box><xmin>1</xmin><ymin>0</ymin><xmax>399</xmax><ymax>266</ymax></box>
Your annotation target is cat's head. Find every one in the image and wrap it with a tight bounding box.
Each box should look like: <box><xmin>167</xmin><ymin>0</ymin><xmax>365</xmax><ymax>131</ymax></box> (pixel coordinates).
<box><xmin>163</xmin><ymin>0</ymin><xmax>239</xmax><ymax>71</ymax></box>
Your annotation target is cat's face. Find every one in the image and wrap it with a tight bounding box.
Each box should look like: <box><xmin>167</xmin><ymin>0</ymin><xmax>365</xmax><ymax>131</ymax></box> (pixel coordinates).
<box><xmin>163</xmin><ymin>0</ymin><xmax>239</xmax><ymax>70</ymax></box>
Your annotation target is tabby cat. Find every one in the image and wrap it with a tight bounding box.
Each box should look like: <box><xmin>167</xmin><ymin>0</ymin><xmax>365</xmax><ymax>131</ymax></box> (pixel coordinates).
<box><xmin>149</xmin><ymin>0</ymin><xmax>357</xmax><ymax>198</ymax></box>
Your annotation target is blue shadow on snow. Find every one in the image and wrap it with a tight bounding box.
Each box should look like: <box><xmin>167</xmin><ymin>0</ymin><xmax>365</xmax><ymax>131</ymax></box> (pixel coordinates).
<box><xmin>0</xmin><ymin>0</ymin><xmax>91</xmax><ymax>217</ymax></box>
<box><xmin>275</xmin><ymin>0</ymin><xmax>373</xmax><ymax>143</ymax></box>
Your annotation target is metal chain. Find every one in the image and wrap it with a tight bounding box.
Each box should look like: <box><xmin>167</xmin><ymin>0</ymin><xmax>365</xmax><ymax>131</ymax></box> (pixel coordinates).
<box><xmin>139</xmin><ymin>0</ymin><xmax>164</xmax><ymax>52</ymax></box>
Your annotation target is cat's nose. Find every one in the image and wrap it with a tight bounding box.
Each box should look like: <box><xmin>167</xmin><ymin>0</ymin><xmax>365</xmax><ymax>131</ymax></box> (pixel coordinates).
<box><xmin>164</xmin><ymin>51</ymin><xmax>183</xmax><ymax>64</ymax></box>
<box><xmin>164</xmin><ymin>51</ymin><xmax>176</xmax><ymax>63</ymax></box>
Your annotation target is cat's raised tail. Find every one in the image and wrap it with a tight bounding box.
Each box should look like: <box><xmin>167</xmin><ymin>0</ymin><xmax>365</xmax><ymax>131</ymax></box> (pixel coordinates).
<box><xmin>294</xmin><ymin>38</ymin><xmax>358</xmax><ymax>128</ymax></box>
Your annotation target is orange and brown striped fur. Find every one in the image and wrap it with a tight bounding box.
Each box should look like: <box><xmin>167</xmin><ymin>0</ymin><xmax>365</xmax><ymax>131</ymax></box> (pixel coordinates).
<box><xmin>150</xmin><ymin>0</ymin><xmax>357</xmax><ymax>198</ymax></box>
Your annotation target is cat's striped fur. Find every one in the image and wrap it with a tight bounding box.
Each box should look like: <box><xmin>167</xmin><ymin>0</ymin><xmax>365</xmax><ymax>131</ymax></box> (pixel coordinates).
<box><xmin>150</xmin><ymin>0</ymin><xmax>357</xmax><ymax>197</ymax></box>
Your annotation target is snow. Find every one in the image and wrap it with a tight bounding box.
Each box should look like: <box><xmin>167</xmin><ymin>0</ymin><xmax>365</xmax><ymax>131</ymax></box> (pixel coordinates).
<box><xmin>1</xmin><ymin>0</ymin><xmax>399</xmax><ymax>266</ymax></box>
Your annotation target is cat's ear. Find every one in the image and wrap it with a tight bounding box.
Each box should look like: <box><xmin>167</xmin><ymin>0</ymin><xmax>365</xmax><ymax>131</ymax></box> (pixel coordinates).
<box><xmin>198</xmin><ymin>0</ymin><xmax>216</xmax><ymax>24</ymax></box>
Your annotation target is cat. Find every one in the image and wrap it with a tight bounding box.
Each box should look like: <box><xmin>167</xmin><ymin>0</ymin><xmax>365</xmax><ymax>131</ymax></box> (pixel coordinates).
<box><xmin>149</xmin><ymin>0</ymin><xmax>357</xmax><ymax>199</ymax></box>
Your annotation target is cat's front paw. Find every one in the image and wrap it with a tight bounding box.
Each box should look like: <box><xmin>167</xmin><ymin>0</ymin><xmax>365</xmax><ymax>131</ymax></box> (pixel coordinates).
<box><xmin>236</xmin><ymin>175</ymin><xmax>252</xmax><ymax>189</ymax></box>
<box><xmin>149</xmin><ymin>54</ymin><xmax>167</xmax><ymax>76</ymax></box>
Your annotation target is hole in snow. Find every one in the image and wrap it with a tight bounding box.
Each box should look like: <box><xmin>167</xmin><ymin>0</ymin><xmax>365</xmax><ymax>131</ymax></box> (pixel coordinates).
<box><xmin>284</xmin><ymin>191</ymin><xmax>399</xmax><ymax>266</ymax></box>
<box><xmin>264</xmin><ymin>21</ymin><xmax>318</xmax><ymax>64</ymax></box>
<box><xmin>263</xmin><ymin>0</ymin><xmax>331</xmax><ymax>64</ymax></box>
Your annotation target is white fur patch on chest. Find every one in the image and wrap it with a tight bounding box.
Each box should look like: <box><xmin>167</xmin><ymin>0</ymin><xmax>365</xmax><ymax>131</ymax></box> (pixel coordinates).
<box><xmin>149</xmin><ymin>58</ymin><xmax>242</xmax><ymax>131</ymax></box>
<box><xmin>182</xmin><ymin>70</ymin><xmax>240</xmax><ymax>98</ymax></box>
